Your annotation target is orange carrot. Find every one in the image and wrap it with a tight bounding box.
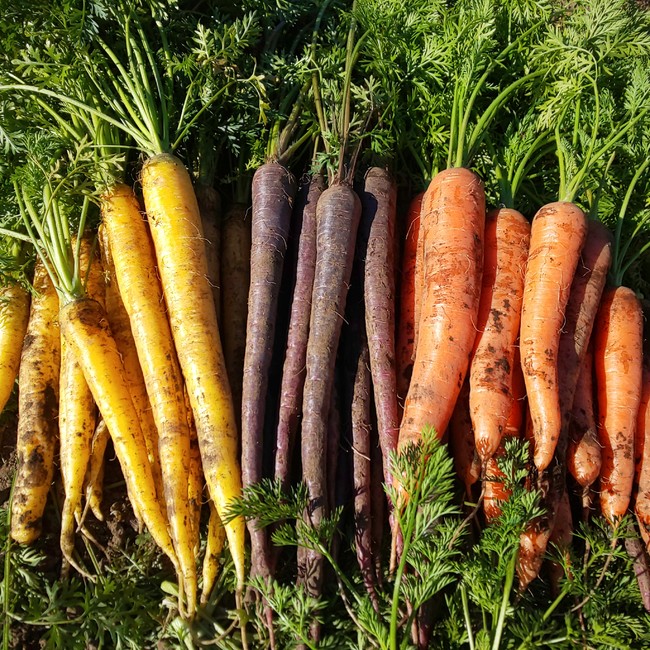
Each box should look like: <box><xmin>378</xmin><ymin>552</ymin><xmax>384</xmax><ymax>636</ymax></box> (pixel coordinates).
<box><xmin>595</xmin><ymin>286</ymin><xmax>644</xmax><ymax>523</ymax></box>
<box><xmin>567</xmin><ymin>343</ymin><xmax>601</xmax><ymax>488</ymax></box>
<box><xmin>470</xmin><ymin>208</ymin><xmax>530</xmax><ymax>463</ymax></box>
<box><xmin>395</xmin><ymin>191</ymin><xmax>424</xmax><ymax>409</ymax></box>
<box><xmin>399</xmin><ymin>168</ymin><xmax>485</xmax><ymax>449</ymax></box>
<box><xmin>547</xmin><ymin>488</ymin><xmax>573</xmax><ymax>593</ymax></box>
<box><xmin>483</xmin><ymin>349</ymin><xmax>526</xmax><ymax>523</ymax></box>
<box><xmin>449</xmin><ymin>379</ymin><xmax>480</xmax><ymax>497</ymax></box>
<box><xmin>520</xmin><ymin>202</ymin><xmax>588</xmax><ymax>472</ymax></box>
<box><xmin>557</xmin><ymin>221</ymin><xmax>612</xmax><ymax>441</ymax></box>
<box><xmin>634</xmin><ymin>356</ymin><xmax>650</xmax><ymax>549</ymax></box>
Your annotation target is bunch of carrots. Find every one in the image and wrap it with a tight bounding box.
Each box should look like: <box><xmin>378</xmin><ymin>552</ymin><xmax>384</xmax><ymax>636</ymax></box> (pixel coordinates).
<box><xmin>1</xmin><ymin>0</ymin><xmax>650</xmax><ymax>646</ymax></box>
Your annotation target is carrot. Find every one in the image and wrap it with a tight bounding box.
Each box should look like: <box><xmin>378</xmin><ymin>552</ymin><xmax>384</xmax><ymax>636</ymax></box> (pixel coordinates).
<box><xmin>519</xmin><ymin>202</ymin><xmax>588</xmax><ymax>472</ymax></box>
<box><xmin>240</xmin><ymin>160</ymin><xmax>296</xmax><ymax>586</ymax></box>
<box><xmin>141</xmin><ymin>153</ymin><xmax>245</xmax><ymax>595</ymax></box>
<box><xmin>632</xmin><ymin>347</ymin><xmax>650</xmax><ymax>545</ymax></box>
<box><xmin>469</xmin><ymin>207</ymin><xmax>530</xmax><ymax>463</ymax></box>
<box><xmin>10</xmin><ymin>260</ymin><xmax>60</xmax><ymax>544</ymax></box>
<box><xmin>299</xmin><ymin>182</ymin><xmax>362</xmax><ymax>600</ymax></box>
<box><xmin>517</xmin><ymin>517</ymin><xmax>553</xmax><ymax>592</ymax></box>
<box><xmin>83</xmin><ymin>418</ymin><xmax>110</xmax><ymax>522</ymax></box>
<box><xmin>635</xmin><ymin>355</ymin><xmax>650</xmax><ymax>483</ymax></box>
<box><xmin>187</xmin><ymin>403</ymin><xmax>204</xmax><ymax>556</ymax></box>
<box><xmin>275</xmin><ymin>173</ymin><xmax>324</xmax><ymax>493</ymax></box>
<box><xmin>59</xmin><ymin>235</ymin><xmax>104</xmax><ymax>572</ymax></box>
<box><xmin>196</xmin><ymin>184</ymin><xmax>222</xmax><ymax>326</ymax></box>
<box><xmin>0</xmin><ymin>283</ymin><xmax>30</xmax><ymax>414</ymax></box>
<box><xmin>220</xmin><ymin>201</ymin><xmax>251</xmax><ymax>429</ymax></box>
<box><xmin>60</xmin><ymin>297</ymin><xmax>177</xmax><ymax>569</ymax></box>
<box><xmin>98</xmin><ymin>222</ymin><xmax>163</xmax><ymax>502</ymax></box>
<box><xmin>567</xmin><ymin>343</ymin><xmax>601</xmax><ymax>488</ymax></box>
<box><xmin>351</xmin><ymin>324</ymin><xmax>377</xmax><ymax>604</ymax></box>
<box><xmin>399</xmin><ymin>167</ymin><xmax>485</xmax><ymax>450</ymax></box>
<box><xmin>557</xmin><ymin>220</ymin><xmax>612</xmax><ymax>435</ymax></box>
<box><xmin>483</xmin><ymin>349</ymin><xmax>526</xmax><ymax>523</ymax></box>
<box><xmin>595</xmin><ymin>286</ymin><xmax>643</xmax><ymax>523</ymax></box>
<box><xmin>547</xmin><ymin>488</ymin><xmax>573</xmax><ymax>594</ymax></box>
<box><xmin>102</xmin><ymin>182</ymin><xmax>196</xmax><ymax>615</ymax></box>
<box><xmin>201</xmin><ymin>501</ymin><xmax>227</xmax><ymax>605</ymax></box>
<box><xmin>449</xmin><ymin>379</ymin><xmax>481</xmax><ymax>497</ymax></box>
<box><xmin>395</xmin><ymin>191</ymin><xmax>424</xmax><ymax>409</ymax></box>
<box><xmin>361</xmin><ymin>167</ymin><xmax>399</xmax><ymax>489</ymax></box>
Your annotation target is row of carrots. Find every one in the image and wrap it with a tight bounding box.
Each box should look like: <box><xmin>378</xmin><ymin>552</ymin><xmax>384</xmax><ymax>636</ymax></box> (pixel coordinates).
<box><xmin>0</xmin><ymin>159</ymin><xmax>243</xmax><ymax>620</ymax></box>
<box><xmin>1</xmin><ymin>155</ymin><xmax>649</xmax><ymax>625</ymax></box>
<box><xmin>396</xmin><ymin>168</ymin><xmax>650</xmax><ymax>591</ymax></box>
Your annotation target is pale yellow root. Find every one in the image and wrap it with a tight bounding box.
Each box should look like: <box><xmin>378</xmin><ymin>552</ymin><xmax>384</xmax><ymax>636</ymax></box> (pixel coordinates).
<box><xmin>59</xmin><ymin>297</ymin><xmax>178</xmax><ymax>570</ymax></box>
<box><xmin>0</xmin><ymin>283</ymin><xmax>31</xmax><ymax>413</ymax></box>
<box><xmin>59</xmin><ymin>236</ymin><xmax>104</xmax><ymax>576</ymax></box>
<box><xmin>142</xmin><ymin>154</ymin><xmax>245</xmax><ymax>593</ymax></box>
<box><xmin>11</xmin><ymin>261</ymin><xmax>60</xmax><ymax>545</ymax></box>
<box><xmin>83</xmin><ymin>418</ymin><xmax>110</xmax><ymax>522</ymax></box>
<box><xmin>102</xmin><ymin>184</ymin><xmax>197</xmax><ymax>617</ymax></box>
<box><xmin>98</xmin><ymin>222</ymin><xmax>164</xmax><ymax>504</ymax></box>
<box><xmin>202</xmin><ymin>501</ymin><xmax>227</xmax><ymax>605</ymax></box>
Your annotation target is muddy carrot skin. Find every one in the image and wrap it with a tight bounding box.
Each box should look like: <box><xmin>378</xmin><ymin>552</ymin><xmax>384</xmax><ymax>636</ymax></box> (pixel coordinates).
<box><xmin>361</xmin><ymin>168</ymin><xmax>399</xmax><ymax>489</ymax></box>
<box><xmin>275</xmin><ymin>173</ymin><xmax>324</xmax><ymax>492</ymax></box>
<box><xmin>449</xmin><ymin>379</ymin><xmax>481</xmax><ymax>497</ymax></box>
<box><xmin>547</xmin><ymin>488</ymin><xmax>573</xmax><ymax>593</ymax></box>
<box><xmin>220</xmin><ymin>201</ymin><xmax>251</xmax><ymax>428</ymax></box>
<box><xmin>633</xmin><ymin>355</ymin><xmax>650</xmax><ymax>546</ymax></box>
<box><xmin>84</xmin><ymin>418</ymin><xmax>110</xmax><ymax>521</ymax></box>
<box><xmin>11</xmin><ymin>261</ymin><xmax>60</xmax><ymax>545</ymax></box>
<box><xmin>98</xmin><ymin>222</ymin><xmax>163</xmax><ymax>502</ymax></box>
<box><xmin>483</xmin><ymin>350</ymin><xmax>526</xmax><ymax>523</ymax></box>
<box><xmin>142</xmin><ymin>153</ymin><xmax>244</xmax><ymax>593</ymax></box>
<box><xmin>59</xmin><ymin>236</ymin><xmax>104</xmax><ymax>570</ymax></box>
<box><xmin>470</xmin><ymin>208</ymin><xmax>530</xmax><ymax>463</ymax></box>
<box><xmin>399</xmin><ymin>168</ymin><xmax>485</xmax><ymax>449</ymax></box>
<box><xmin>567</xmin><ymin>344</ymin><xmax>601</xmax><ymax>488</ymax></box>
<box><xmin>520</xmin><ymin>202</ymin><xmax>588</xmax><ymax>472</ymax></box>
<box><xmin>558</xmin><ymin>220</ymin><xmax>612</xmax><ymax>460</ymax></box>
<box><xmin>396</xmin><ymin>192</ymin><xmax>424</xmax><ymax>409</ymax></box>
<box><xmin>595</xmin><ymin>286</ymin><xmax>643</xmax><ymax>523</ymax></box>
<box><xmin>300</xmin><ymin>182</ymin><xmax>362</xmax><ymax>601</ymax></box>
<box><xmin>241</xmin><ymin>161</ymin><xmax>296</xmax><ymax>586</ymax></box>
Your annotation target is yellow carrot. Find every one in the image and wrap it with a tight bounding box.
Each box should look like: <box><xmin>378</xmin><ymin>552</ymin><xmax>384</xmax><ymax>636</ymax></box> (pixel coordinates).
<box><xmin>59</xmin><ymin>235</ymin><xmax>104</xmax><ymax>572</ymax></box>
<box><xmin>0</xmin><ymin>283</ymin><xmax>30</xmax><ymax>414</ymax></box>
<box><xmin>98</xmin><ymin>222</ymin><xmax>164</xmax><ymax>503</ymax></box>
<box><xmin>11</xmin><ymin>260</ymin><xmax>60</xmax><ymax>544</ymax></box>
<box><xmin>141</xmin><ymin>153</ymin><xmax>244</xmax><ymax>593</ymax></box>
<box><xmin>59</xmin><ymin>297</ymin><xmax>178</xmax><ymax>569</ymax></box>
<box><xmin>83</xmin><ymin>418</ymin><xmax>110</xmax><ymax>522</ymax></box>
<box><xmin>102</xmin><ymin>183</ymin><xmax>197</xmax><ymax>616</ymax></box>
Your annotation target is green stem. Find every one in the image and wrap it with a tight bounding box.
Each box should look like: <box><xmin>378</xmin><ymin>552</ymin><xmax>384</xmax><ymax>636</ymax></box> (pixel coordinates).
<box><xmin>491</xmin><ymin>554</ymin><xmax>516</xmax><ymax>650</ymax></box>
<box><xmin>461</xmin><ymin>585</ymin><xmax>475</xmax><ymax>650</ymax></box>
<box><xmin>564</xmin><ymin>74</ymin><xmax>599</xmax><ymax>202</ymax></box>
<box><xmin>465</xmin><ymin>69</ymin><xmax>545</xmax><ymax>167</ymax></box>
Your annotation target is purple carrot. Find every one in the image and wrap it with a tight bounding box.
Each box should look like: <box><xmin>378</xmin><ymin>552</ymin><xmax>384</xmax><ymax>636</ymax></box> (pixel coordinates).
<box><xmin>275</xmin><ymin>173</ymin><xmax>324</xmax><ymax>492</ymax></box>
<box><xmin>360</xmin><ymin>168</ymin><xmax>399</xmax><ymax>491</ymax></box>
<box><xmin>242</xmin><ymin>161</ymin><xmax>296</xmax><ymax>587</ymax></box>
<box><xmin>196</xmin><ymin>184</ymin><xmax>222</xmax><ymax>326</ymax></box>
<box><xmin>371</xmin><ymin>428</ymin><xmax>385</xmax><ymax>584</ymax></box>
<box><xmin>298</xmin><ymin>182</ymin><xmax>361</xmax><ymax>617</ymax></box>
<box><xmin>351</xmin><ymin>324</ymin><xmax>379</xmax><ymax>607</ymax></box>
<box><xmin>220</xmin><ymin>201</ymin><xmax>251</xmax><ymax>430</ymax></box>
